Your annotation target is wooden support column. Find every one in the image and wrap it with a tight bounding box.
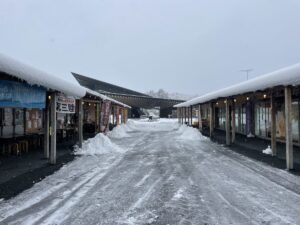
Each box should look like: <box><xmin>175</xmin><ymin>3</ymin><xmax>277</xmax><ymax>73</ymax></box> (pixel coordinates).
<box><xmin>124</xmin><ymin>109</ymin><xmax>128</xmax><ymax>123</ymax></box>
<box><xmin>187</xmin><ymin>107</ymin><xmax>189</xmax><ymax>125</ymax></box>
<box><xmin>116</xmin><ymin>106</ymin><xmax>120</xmax><ymax>125</ymax></box>
<box><xmin>44</xmin><ymin>97</ymin><xmax>50</xmax><ymax>159</ymax></box>
<box><xmin>112</xmin><ymin>106</ymin><xmax>115</xmax><ymax>125</ymax></box>
<box><xmin>78</xmin><ymin>99</ymin><xmax>83</xmax><ymax>148</ymax></box>
<box><xmin>209</xmin><ymin>102</ymin><xmax>214</xmax><ymax>138</ymax></box>
<box><xmin>285</xmin><ymin>86</ymin><xmax>293</xmax><ymax>170</ymax></box>
<box><xmin>225</xmin><ymin>99</ymin><xmax>231</xmax><ymax>146</ymax></box>
<box><xmin>179</xmin><ymin>108</ymin><xmax>182</xmax><ymax>123</ymax></box>
<box><xmin>184</xmin><ymin>107</ymin><xmax>187</xmax><ymax>124</ymax></box>
<box><xmin>231</xmin><ymin>100</ymin><xmax>236</xmax><ymax>144</ymax></box>
<box><xmin>271</xmin><ymin>93</ymin><xmax>277</xmax><ymax>156</ymax></box>
<box><xmin>181</xmin><ymin>108</ymin><xmax>184</xmax><ymax>124</ymax></box>
<box><xmin>120</xmin><ymin>108</ymin><xmax>124</xmax><ymax>124</ymax></box>
<box><xmin>198</xmin><ymin>104</ymin><xmax>202</xmax><ymax>131</ymax></box>
<box><xmin>96</xmin><ymin>103</ymin><xmax>100</xmax><ymax>133</ymax></box>
<box><xmin>50</xmin><ymin>92</ymin><xmax>57</xmax><ymax>165</ymax></box>
<box><xmin>188</xmin><ymin>107</ymin><xmax>192</xmax><ymax>126</ymax></box>
<box><xmin>190</xmin><ymin>106</ymin><xmax>193</xmax><ymax>126</ymax></box>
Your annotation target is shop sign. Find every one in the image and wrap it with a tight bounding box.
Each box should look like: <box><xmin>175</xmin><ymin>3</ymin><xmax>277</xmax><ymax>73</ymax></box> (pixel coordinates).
<box><xmin>0</xmin><ymin>80</ymin><xmax>46</xmax><ymax>108</ymax></box>
<box><xmin>56</xmin><ymin>94</ymin><xmax>76</xmax><ymax>113</ymax></box>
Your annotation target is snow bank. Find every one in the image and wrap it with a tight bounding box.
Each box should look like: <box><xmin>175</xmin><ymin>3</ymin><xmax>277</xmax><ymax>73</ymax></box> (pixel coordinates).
<box><xmin>75</xmin><ymin>133</ymin><xmax>123</xmax><ymax>156</ymax></box>
<box><xmin>262</xmin><ymin>146</ymin><xmax>273</xmax><ymax>155</ymax></box>
<box><xmin>177</xmin><ymin>124</ymin><xmax>206</xmax><ymax>141</ymax></box>
<box><xmin>108</xmin><ymin>123</ymin><xmax>132</xmax><ymax>138</ymax></box>
<box><xmin>127</xmin><ymin>119</ymin><xmax>180</xmax><ymax>132</ymax></box>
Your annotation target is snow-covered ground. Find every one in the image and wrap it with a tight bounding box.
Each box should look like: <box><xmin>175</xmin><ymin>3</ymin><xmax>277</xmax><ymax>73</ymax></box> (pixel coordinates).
<box><xmin>0</xmin><ymin>119</ymin><xmax>300</xmax><ymax>225</ymax></box>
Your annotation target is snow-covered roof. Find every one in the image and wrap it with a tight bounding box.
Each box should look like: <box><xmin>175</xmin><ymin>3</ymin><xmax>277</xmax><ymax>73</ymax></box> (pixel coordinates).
<box><xmin>85</xmin><ymin>88</ymin><xmax>131</xmax><ymax>108</ymax></box>
<box><xmin>0</xmin><ymin>53</ymin><xmax>86</xmax><ymax>98</ymax></box>
<box><xmin>175</xmin><ymin>63</ymin><xmax>300</xmax><ymax>107</ymax></box>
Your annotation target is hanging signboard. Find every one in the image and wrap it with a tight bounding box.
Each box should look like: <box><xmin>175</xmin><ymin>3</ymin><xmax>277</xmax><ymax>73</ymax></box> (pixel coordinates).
<box><xmin>56</xmin><ymin>94</ymin><xmax>76</xmax><ymax>113</ymax></box>
<box><xmin>100</xmin><ymin>100</ymin><xmax>111</xmax><ymax>132</ymax></box>
<box><xmin>0</xmin><ymin>80</ymin><xmax>46</xmax><ymax>108</ymax></box>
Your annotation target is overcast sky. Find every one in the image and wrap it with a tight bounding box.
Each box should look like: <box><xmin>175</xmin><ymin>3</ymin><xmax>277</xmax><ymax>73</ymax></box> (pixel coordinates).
<box><xmin>1</xmin><ymin>0</ymin><xmax>300</xmax><ymax>96</ymax></box>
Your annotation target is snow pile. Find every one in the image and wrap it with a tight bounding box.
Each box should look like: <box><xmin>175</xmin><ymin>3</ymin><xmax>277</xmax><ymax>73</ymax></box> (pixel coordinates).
<box><xmin>108</xmin><ymin>123</ymin><xmax>132</xmax><ymax>139</ymax></box>
<box><xmin>177</xmin><ymin>125</ymin><xmax>206</xmax><ymax>141</ymax></box>
<box><xmin>262</xmin><ymin>146</ymin><xmax>273</xmax><ymax>155</ymax></box>
<box><xmin>127</xmin><ymin>119</ymin><xmax>180</xmax><ymax>132</ymax></box>
<box><xmin>75</xmin><ymin>133</ymin><xmax>123</xmax><ymax>156</ymax></box>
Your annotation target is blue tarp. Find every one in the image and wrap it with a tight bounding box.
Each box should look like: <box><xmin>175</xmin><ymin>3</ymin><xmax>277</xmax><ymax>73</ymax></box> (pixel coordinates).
<box><xmin>0</xmin><ymin>80</ymin><xmax>46</xmax><ymax>108</ymax></box>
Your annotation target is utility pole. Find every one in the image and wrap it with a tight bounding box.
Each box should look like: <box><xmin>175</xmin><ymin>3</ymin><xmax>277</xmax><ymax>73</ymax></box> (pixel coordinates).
<box><xmin>240</xmin><ymin>69</ymin><xmax>253</xmax><ymax>80</ymax></box>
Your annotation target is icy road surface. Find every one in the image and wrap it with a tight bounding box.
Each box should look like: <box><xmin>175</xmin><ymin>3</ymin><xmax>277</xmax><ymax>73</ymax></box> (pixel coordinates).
<box><xmin>0</xmin><ymin>119</ymin><xmax>300</xmax><ymax>225</ymax></box>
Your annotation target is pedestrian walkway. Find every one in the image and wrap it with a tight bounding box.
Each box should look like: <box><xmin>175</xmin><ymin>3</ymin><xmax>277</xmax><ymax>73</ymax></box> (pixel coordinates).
<box><xmin>210</xmin><ymin>129</ymin><xmax>300</xmax><ymax>172</ymax></box>
<box><xmin>0</xmin><ymin>142</ymin><xmax>76</xmax><ymax>200</ymax></box>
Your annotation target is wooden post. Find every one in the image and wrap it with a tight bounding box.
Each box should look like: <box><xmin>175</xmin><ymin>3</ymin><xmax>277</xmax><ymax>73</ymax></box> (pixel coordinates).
<box><xmin>271</xmin><ymin>93</ymin><xmax>277</xmax><ymax>156</ymax></box>
<box><xmin>117</xmin><ymin>106</ymin><xmax>120</xmax><ymax>125</ymax></box>
<box><xmin>50</xmin><ymin>92</ymin><xmax>57</xmax><ymax>165</ymax></box>
<box><xmin>190</xmin><ymin>106</ymin><xmax>193</xmax><ymax>126</ymax></box>
<box><xmin>99</xmin><ymin>101</ymin><xmax>102</xmax><ymax>127</ymax></box>
<box><xmin>181</xmin><ymin>108</ymin><xmax>183</xmax><ymax>123</ymax></box>
<box><xmin>96</xmin><ymin>102</ymin><xmax>100</xmax><ymax>133</ymax></box>
<box><xmin>231</xmin><ymin>100</ymin><xmax>236</xmax><ymax>143</ymax></box>
<box><xmin>78</xmin><ymin>99</ymin><xmax>83</xmax><ymax>148</ymax></box>
<box><xmin>186</xmin><ymin>107</ymin><xmax>189</xmax><ymax>125</ymax></box>
<box><xmin>198</xmin><ymin>104</ymin><xmax>202</xmax><ymax>131</ymax></box>
<box><xmin>209</xmin><ymin>103</ymin><xmax>214</xmax><ymax>138</ymax></box>
<box><xmin>120</xmin><ymin>108</ymin><xmax>124</xmax><ymax>124</ymax></box>
<box><xmin>225</xmin><ymin>99</ymin><xmax>231</xmax><ymax>145</ymax></box>
<box><xmin>188</xmin><ymin>107</ymin><xmax>190</xmax><ymax>126</ymax></box>
<box><xmin>112</xmin><ymin>106</ymin><xmax>115</xmax><ymax>125</ymax></box>
<box><xmin>187</xmin><ymin>107</ymin><xmax>189</xmax><ymax>125</ymax></box>
<box><xmin>188</xmin><ymin>107</ymin><xmax>190</xmax><ymax>125</ymax></box>
<box><xmin>184</xmin><ymin>107</ymin><xmax>187</xmax><ymax>124</ymax></box>
<box><xmin>285</xmin><ymin>86</ymin><xmax>293</xmax><ymax>170</ymax></box>
<box><xmin>124</xmin><ymin>109</ymin><xmax>128</xmax><ymax>123</ymax></box>
<box><xmin>44</xmin><ymin>96</ymin><xmax>50</xmax><ymax>159</ymax></box>
<box><xmin>123</xmin><ymin>108</ymin><xmax>126</xmax><ymax>123</ymax></box>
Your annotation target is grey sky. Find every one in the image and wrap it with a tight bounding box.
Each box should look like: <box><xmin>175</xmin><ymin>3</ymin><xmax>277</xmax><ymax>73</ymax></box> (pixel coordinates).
<box><xmin>1</xmin><ymin>0</ymin><xmax>300</xmax><ymax>96</ymax></box>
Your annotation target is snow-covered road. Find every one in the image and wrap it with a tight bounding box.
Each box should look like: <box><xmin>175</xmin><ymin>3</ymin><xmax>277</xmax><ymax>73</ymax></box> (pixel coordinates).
<box><xmin>0</xmin><ymin>119</ymin><xmax>300</xmax><ymax>225</ymax></box>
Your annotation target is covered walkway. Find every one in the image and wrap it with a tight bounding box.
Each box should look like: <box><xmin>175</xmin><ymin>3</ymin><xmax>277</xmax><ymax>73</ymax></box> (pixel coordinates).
<box><xmin>176</xmin><ymin>63</ymin><xmax>300</xmax><ymax>170</ymax></box>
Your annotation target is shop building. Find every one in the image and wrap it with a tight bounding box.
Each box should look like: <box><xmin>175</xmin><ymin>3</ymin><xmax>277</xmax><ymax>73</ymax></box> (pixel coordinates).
<box><xmin>175</xmin><ymin>63</ymin><xmax>300</xmax><ymax>170</ymax></box>
<box><xmin>0</xmin><ymin>54</ymin><xmax>130</xmax><ymax>164</ymax></box>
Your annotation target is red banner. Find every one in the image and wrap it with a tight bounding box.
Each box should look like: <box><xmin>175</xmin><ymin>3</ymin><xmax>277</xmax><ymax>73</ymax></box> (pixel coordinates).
<box><xmin>100</xmin><ymin>100</ymin><xmax>111</xmax><ymax>133</ymax></box>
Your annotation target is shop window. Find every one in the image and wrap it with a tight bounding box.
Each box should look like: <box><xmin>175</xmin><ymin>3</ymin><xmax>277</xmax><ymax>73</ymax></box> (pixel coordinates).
<box><xmin>292</xmin><ymin>102</ymin><xmax>299</xmax><ymax>142</ymax></box>
<box><xmin>255</xmin><ymin>102</ymin><xmax>271</xmax><ymax>138</ymax></box>
<box><xmin>216</xmin><ymin>107</ymin><xmax>226</xmax><ymax>130</ymax></box>
<box><xmin>57</xmin><ymin>113</ymin><xmax>76</xmax><ymax>129</ymax></box>
<box><xmin>234</xmin><ymin>105</ymin><xmax>247</xmax><ymax>134</ymax></box>
<box><xmin>2</xmin><ymin>108</ymin><xmax>13</xmax><ymax>136</ymax></box>
<box><xmin>83</xmin><ymin>103</ymin><xmax>96</xmax><ymax>124</ymax></box>
<box><xmin>272</xmin><ymin>100</ymin><xmax>300</xmax><ymax>143</ymax></box>
<box><xmin>26</xmin><ymin>109</ymin><xmax>43</xmax><ymax>133</ymax></box>
<box><xmin>15</xmin><ymin>108</ymin><xmax>24</xmax><ymax>135</ymax></box>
